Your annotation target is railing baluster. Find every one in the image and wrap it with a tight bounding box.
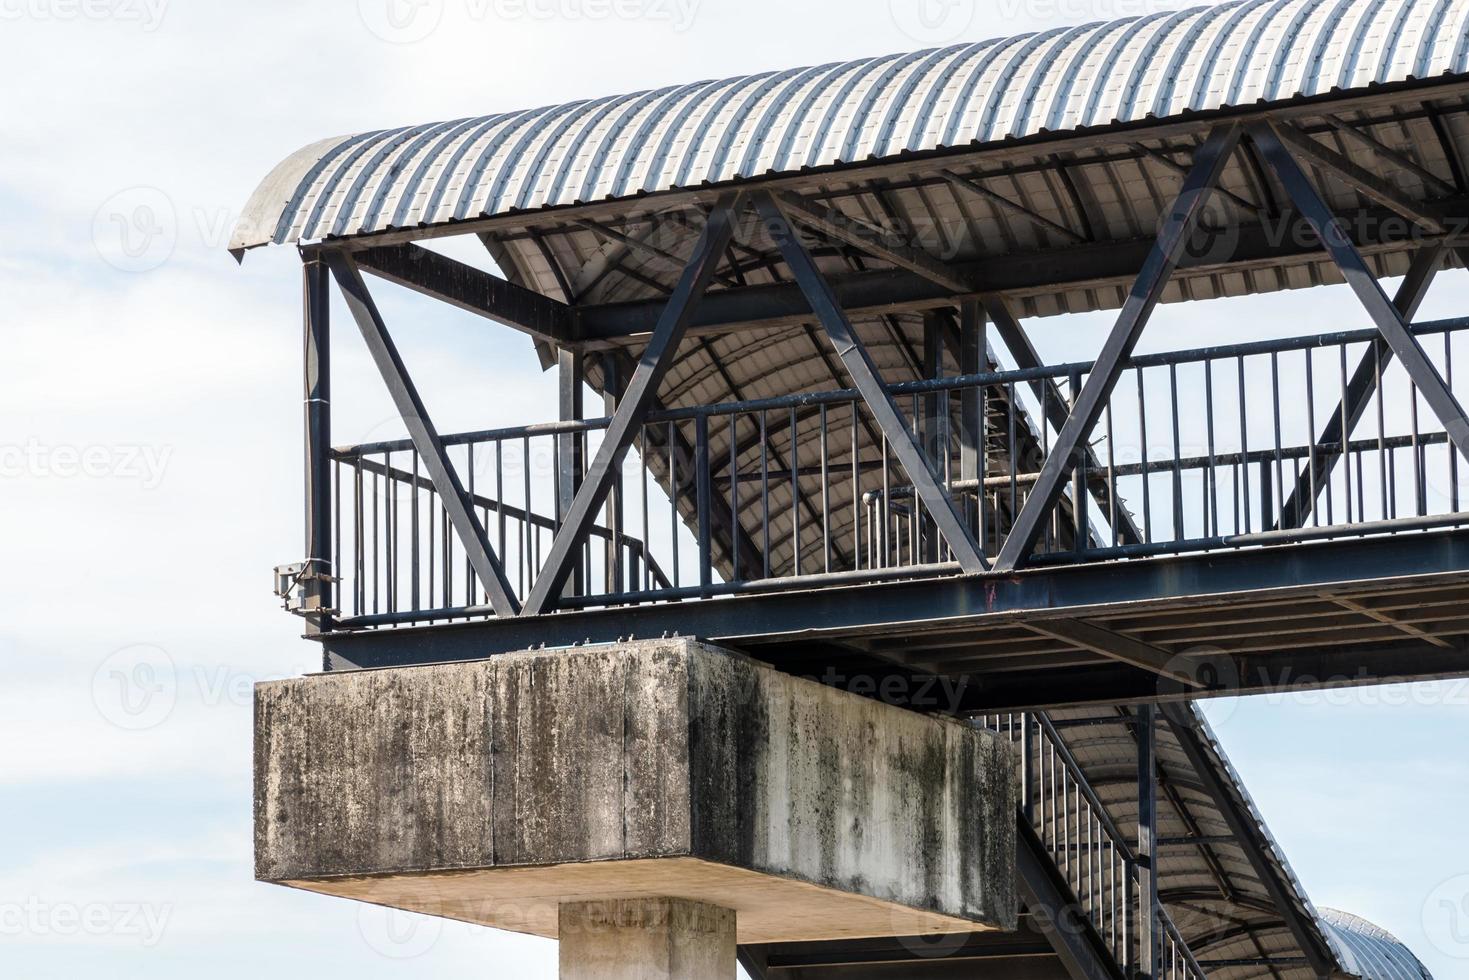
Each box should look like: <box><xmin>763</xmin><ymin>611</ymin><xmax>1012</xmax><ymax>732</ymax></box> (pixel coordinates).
<box><xmin>761</xmin><ymin>410</ymin><xmax>771</xmax><ymax>579</ymax></box>
<box><xmin>696</xmin><ymin>415</ymin><xmax>712</xmax><ymax>591</ymax></box>
<box><xmin>790</xmin><ymin>406</ymin><xmax>801</xmax><ymax>574</ymax></box>
<box><xmin>353</xmin><ymin>461</ymin><xmax>364</xmax><ymax>617</ymax></box>
<box><xmin>1205</xmin><ymin>359</ymin><xmax>1218</xmax><ymax>537</ymax></box>
<box><xmin>1169</xmin><ymin>364</ymin><xmax>1183</xmax><ymax>542</ymax></box>
<box><xmin>1449</xmin><ymin>330</ymin><xmax>1461</xmax><ymax>511</ymax></box>
<box><xmin>730</xmin><ymin>414</ymin><xmax>741</xmax><ymax>584</ymax></box>
<box><xmin>1238</xmin><ymin>356</ymin><xmax>1251</xmax><ymax>534</ymax></box>
<box><xmin>820</xmin><ymin>405</ymin><xmax>831</xmax><ymax>574</ymax></box>
<box><xmin>1138</xmin><ymin>369</ymin><xmax>1152</xmax><ymax>543</ymax></box>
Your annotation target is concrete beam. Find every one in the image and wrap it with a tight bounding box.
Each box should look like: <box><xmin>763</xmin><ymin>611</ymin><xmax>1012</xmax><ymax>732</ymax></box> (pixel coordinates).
<box><xmin>255</xmin><ymin>639</ymin><xmax>1018</xmax><ymax>945</ymax></box>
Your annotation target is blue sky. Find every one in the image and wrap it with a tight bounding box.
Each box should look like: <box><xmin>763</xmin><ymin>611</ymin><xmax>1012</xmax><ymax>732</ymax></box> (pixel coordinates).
<box><xmin>1</xmin><ymin>0</ymin><xmax>1465</xmax><ymax>976</ymax></box>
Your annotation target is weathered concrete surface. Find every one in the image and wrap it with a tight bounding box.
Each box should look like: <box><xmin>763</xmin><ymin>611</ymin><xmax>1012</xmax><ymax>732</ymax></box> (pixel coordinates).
<box><xmin>255</xmin><ymin>638</ymin><xmax>1017</xmax><ymax>943</ymax></box>
<box><xmin>559</xmin><ymin>899</ymin><xmax>735</xmax><ymax>980</ymax></box>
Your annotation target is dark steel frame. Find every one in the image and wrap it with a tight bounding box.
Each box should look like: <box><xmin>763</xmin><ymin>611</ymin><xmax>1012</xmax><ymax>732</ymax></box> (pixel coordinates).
<box><xmin>294</xmin><ymin>116</ymin><xmax>1469</xmax><ymax>711</ymax></box>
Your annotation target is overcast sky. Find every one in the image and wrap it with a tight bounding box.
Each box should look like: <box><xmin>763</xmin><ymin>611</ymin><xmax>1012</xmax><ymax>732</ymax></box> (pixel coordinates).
<box><xmin>2</xmin><ymin>0</ymin><xmax>1466</xmax><ymax>976</ymax></box>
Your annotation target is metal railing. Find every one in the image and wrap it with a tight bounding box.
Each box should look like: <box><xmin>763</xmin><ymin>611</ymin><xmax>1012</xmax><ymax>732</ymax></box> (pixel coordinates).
<box><xmin>980</xmin><ymin>713</ymin><xmax>1208</xmax><ymax>980</ymax></box>
<box><xmin>327</xmin><ymin>318</ymin><xmax>1469</xmax><ymax>629</ymax></box>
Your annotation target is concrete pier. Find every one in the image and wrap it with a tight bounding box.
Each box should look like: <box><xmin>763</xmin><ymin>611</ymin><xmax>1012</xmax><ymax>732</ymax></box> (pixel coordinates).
<box><xmin>558</xmin><ymin>899</ymin><xmax>735</xmax><ymax>979</ymax></box>
<box><xmin>255</xmin><ymin>638</ymin><xmax>1016</xmax><ymax>963</ymax></box>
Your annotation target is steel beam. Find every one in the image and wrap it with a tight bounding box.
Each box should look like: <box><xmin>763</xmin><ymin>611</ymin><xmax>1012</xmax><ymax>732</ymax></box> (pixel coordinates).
<box><xmin>959</xmin><ymin>300</ymin><xmax>985</xmax><ymax>535</ymax></box>
<box><xmin>325</xmin><ymin>251</ymin><xmax>522</xmax><ymax>617</ymax></box>
<box><xmin>995</xmin><ymin>124</ymin><xmax>1243</xmax><ymax>572</ymax></box>
<box><xmin>1268</xmin><ymin>122</ymin><xmax>1449</xmax><ymax>234</ymax></box>
<box><xmin>302</xmin><ymin>257</ymin><xmax>333</xmax><ymax>634</ymax></box>
<box><xmin>352</xmin><ymin>243</ymin><xmax>578</xmax><ymax>347</ymax></box>
<box><xmin>1027</xmin><ymin>620</ymin><xmax>1202</xmax><ymax>689</ymax></box>
<box><xmin>558</xmin><ymin>347</ymin><xmax>586</xmax><ymax>597</ymax></box>
<box><xmin>520</xmin><ymin>199</ymin><xmax>739</xmax><ymax>615</ymax></box>
<box><xmin>578</xmin><ymin>195</ymin><xmax>1469</xmax><ymax>344</ymax></box>
<box><xmin>322</xmin><ymin>529</ymin><xmax>1469</xmax><ymax>693</ymax></box>
<box><xmin>758</xmin><ymin>192</ymin><xmax>990</xmax><ymax>574</ymax></box>
<box><xmin>1275</xmin><ymin>245</ymin><xmax>1443</xmax><ymax>530</ymax></box>
<box><xmin>982</xmin><ymin>293</ymin><xmax>1143</xmax><ymax>546</ymax></box>
<box><xmin>1253</xmin><ymin>122</ymin><xmax>1469</xmax><ymax>462</ymax></box>
<box><xmin>1135</xmin><ymin>705</ymin><xmax>1160</xmax><ymax>980</ymax></box>
<box><xmin>601</xmin><ymin>346</ymin><xmax>769</xmax><ymax>579</ymax></box>
<box><xmin>942</xmin><ymin>169</ymin><xmax>1087</xmax><ymax>244</ymax></box>
<box><xmin>1324</xmin><ymin>114</ymin><xmax>1459</xmax><ymax>198</ymax></box>
<box><xmin>772</xmin><ymin>190</ymin><xmax>974</xmax><ymax>292</ymax></box>
<box><xmin>1160</xmin><ymin>704</ymin><xmax>1342</xmax><ymax>979</ymax></box>
<box><xmin>736</xmin><ymin>947</ymin><xmax>769</xmax><ymax>979</ymax></box>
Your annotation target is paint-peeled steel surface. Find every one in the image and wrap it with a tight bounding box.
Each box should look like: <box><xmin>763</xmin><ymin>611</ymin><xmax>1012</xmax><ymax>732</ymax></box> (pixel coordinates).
<box><xmin>231</xmin><ymin>0</ymin><xmax>1469</xmax><ymax>250</ymax></box>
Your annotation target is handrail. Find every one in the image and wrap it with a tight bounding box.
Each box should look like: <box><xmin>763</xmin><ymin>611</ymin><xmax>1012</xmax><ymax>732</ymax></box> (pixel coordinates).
<box><xmin>981</xmin><ymin>711</ymin><xmax>1209</xmax><ymax>980</ymax></box>
<box><xmin>322</xmin><ymin>314</ymin><xmax>1469</xmax><ymax>628</ymax></box>
<box><xmin>336</xmin><ymin>317</ymin><xmax>1469</xmax><ymax>459</ymax></box>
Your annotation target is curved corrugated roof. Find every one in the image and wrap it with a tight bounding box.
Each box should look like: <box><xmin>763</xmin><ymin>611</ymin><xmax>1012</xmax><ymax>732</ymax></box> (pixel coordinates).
<box><xmin>1323</xmin><ymin>909</ymin><xmax>1436</xmax><ymax>980</ymax></box>
<box><xmin>231</xmin><ymin>0</ymin><xmax>1469</xmax><ymax>251</ymax></box>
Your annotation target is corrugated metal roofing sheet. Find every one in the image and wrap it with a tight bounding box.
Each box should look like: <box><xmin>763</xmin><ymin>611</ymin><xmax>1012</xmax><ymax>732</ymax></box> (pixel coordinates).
<box><xmin>231</xmin><ymin>0</ymin><xmax>1469</xmax><ymax>251</ymax></box>
<box><xmin>1323</xmin><ymin>908</ymin><xmax>1437</xmax><ymax>979</ymax></box>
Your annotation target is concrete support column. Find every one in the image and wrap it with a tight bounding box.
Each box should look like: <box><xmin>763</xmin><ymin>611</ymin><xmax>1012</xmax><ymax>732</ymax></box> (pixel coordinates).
<box><xmin>559</xmin><ymin>898</ymin><xmax>736</xmax><ymax>980</ymax></box>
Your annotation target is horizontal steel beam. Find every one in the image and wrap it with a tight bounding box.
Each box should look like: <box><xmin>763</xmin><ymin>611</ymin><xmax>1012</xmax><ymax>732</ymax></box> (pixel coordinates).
<box><xmin>1269</xmin><ymin>122</ymin><xmax>1450</xmax><ymax>234</ymax></box>
<box><xmin>576</xmin><ymin>198</ymin><xmax>1469</xmax><ymax>343</ymax></box>
<box><xmin>322</xmin><ymin>530</ymin><xmax>1469</xmax><ymax>689</ymax></box>
<box><xmin>773</xmin><ymin>190</ymin><xmax>975</xmax><ymax>292</ymax></box>
<box><xmin>1026</xmin><ymin>619</ymin><xmax>1204</xmax><ymax>688</ymax></box>
<box><xmin>354</xmin><ymin>243</ymin><xmax>578</xmax><ymax>346</ymax></box>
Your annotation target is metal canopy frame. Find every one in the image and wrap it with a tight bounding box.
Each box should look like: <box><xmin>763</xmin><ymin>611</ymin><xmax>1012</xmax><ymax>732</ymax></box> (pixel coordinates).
<box><xmin>520</xmin><ymin>197</ymin><xmax>740</xmax><ymax>614</ymax></box>
<box><xmin>277</xmin><ymin>69</ymin><xmax>1469</xmax><ymax>719</ymax></box>
<box><xmin>755</xmin><ymin>191</ymin><xmax>989</xmax><ymax>574</ymax></box>
<box><xmin>993</xmin><ymin>125</ymin><xmax>1243</xmax><ymax>572</ymax></box>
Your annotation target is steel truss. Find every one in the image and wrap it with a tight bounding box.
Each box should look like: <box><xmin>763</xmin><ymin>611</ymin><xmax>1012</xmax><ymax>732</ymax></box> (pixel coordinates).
<box><xmin>299</xmin><ymin>119</ymin><xmax>1469</xmax><ymax>703</ymax></box>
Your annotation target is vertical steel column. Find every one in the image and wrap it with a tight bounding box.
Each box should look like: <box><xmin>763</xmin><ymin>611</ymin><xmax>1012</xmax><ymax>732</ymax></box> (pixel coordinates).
<box><xmin>1136</xmin><ymin>705</ymin><xmax>1160</xmax><ymax>980</ymax></box>
<box><xmin>302</xmin><ymin>257</ymin><xmax>333</xmax><ymax>635</ymax></box>
<box><xmin>958</xmin><ymin>301</ymin><xmax>986</xmax><ymax>547</ymax></box>
<box><xmin>602</xmin><ymin>356</ymin><xmax>625</xmax><ymax>596</ymax></box>
<box><xmin>921</xmin><ymin>312</ymin><xmax>945</xmax><ymax>563</ymax></box>
<box><xmin>558</xmin><ymin>348</ymin><xmax>585</xmax><ymax>597</ymax></box>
